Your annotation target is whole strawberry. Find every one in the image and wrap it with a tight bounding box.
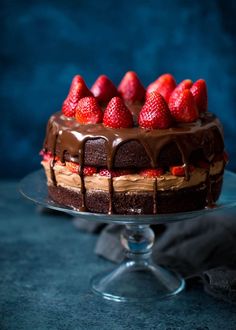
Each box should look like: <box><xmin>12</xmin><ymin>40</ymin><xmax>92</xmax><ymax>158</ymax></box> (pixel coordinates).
<box><xmin>138</xmin><ymin>91</ymin><xmax>172</xmax><ymax>129</ymax></box>
<box><xmin>68</xmin><ymin>77</ymin><xmax>92</xmax><ymax>103</ymax></box>
<box><xmin>190</xmin><ymin>79</ymin><xmax>208</xmax><ymax>113</ymax></box>
<box><xmin>62</xmin><ymin>75</ymin><xmax>92</xmax><ymax>117</ymax></box>
<box><xmin>118</xmin><ymin>71</ymin><xmax>145</xmax><ymax>104</ymax></box>
<box><xmin>103</xmin><ymin>97</ymin><xmax>133</xmax><ymax>129</ymax></box>
<box><xmin>62</xmin><ymin>98</ymin><xmax>77</xmax><ymax>117</ymax></box>
<box><xmin>168</xmin><ymin>79</ymin><xmax>193</xmax><ymax>105</ymax></box>
<box><xmin>69</xmin><ymin>75</ymin><xmax>84</xmax><ymax>93</ymax></box>
<box><xmin>75</xmin><ymin>96</ymin><xmax>103</xmax><ymax>124</ymax></box>
<box><xmin>91</xmin><ymin>75</ymin><xmax>118</xmax><ymax>104</ymax></box>
<box><xmin>169</xmin><ymin>89</ymin><xmax>199</xmax><ymax>123</ymax></box>
<box><xmin>146</xmin><ymin>73</ymin><xmax>176</xmax><ymax>102</ymax></box>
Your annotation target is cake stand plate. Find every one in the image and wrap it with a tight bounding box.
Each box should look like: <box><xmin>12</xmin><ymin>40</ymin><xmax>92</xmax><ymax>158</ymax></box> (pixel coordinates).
<box><xmin>20</xmin><ymin>170</ymin><xmax>236</xmax><ymax>302</ymax></box>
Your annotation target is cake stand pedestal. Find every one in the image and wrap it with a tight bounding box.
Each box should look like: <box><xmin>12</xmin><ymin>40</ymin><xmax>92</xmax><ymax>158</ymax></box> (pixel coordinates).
<box><xmin>91</xmin><ymin>224</ymin><xmax>184</xmax><ymax>301</ymax></box>
<box><xmin>20</xmin><ymin>170</ymin><xmax>236</xmax><ymax>302</ymax></box>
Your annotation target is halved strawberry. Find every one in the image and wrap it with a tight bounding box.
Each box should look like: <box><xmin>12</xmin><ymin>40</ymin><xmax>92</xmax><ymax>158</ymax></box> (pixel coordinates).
<box><xmin>169</xmin><ymin>89</ymin><xmax>199</xmax><ymax>123</ymax></box>
<box><xmin>170</xmin><ymin>165</ymin><xmax>195</xmax><ymax>176</ymax></box>
<box><xmin>40</xmin><ymin>150</ymin><xmax>53</xmax><ymax>161</ymax></box>
<box><xmin>66</xmin><ymin>161</ymin><xmax>80</xmax><ymax>173</ymax></box>
<box><xmin>118</xmin><ymin>71</ymin><xmax>145</xmax><ymax>103</ymax></box>
<box><xmin>98</xmin><ymin>169</ymin><xmax>111</xmax><ymax>177</ymax></box>
<box><xmin>66</xmin><ymin>162</ymin><xmax>97</xmax><ymax>176</ymax></box>
<box><xmin>83</xmin><ymin>166</ymin><xmax>97</xmax><ymax>176</ymax></box>
<box><xmin>75</xmin><ymin>96</ymin><xmax>103</xmax><ymax>124</ymax></box>
<box><xmin>146</xmin><ymin>73</ymin><xmax>176</xmax><ymax>102</ymax></box>
<box><xmin>99</xmin><ymin>169</ymin><xmax>133</xmax><ymax>177</ymax></box>
<box><xmin>103</xmin><ymin>96</ymin><xmax>133</xmax><ymax>128</ymax></box>
<box><xmin>91</xmin><ymin>75</ymin><xmax>118</xmax><ymax>104</ymax></box>
<box><xmin>55</xmin><ymin>157</ymin><xmax>65</xmax><ymax>166</ymax></box>
<box><xmin>139</xmin><ymin>168</ymin><xmax>164</xmax><ymax>177</ymax></box>
<box><xmin>138</xmin><ymin>91</ymin><xmax>172</xmax><ymax>129</ymax></box>
<box><xmin>190</xmin><ymin>79</ymin><xmax>208</xmax><ymax>113</ymax></box>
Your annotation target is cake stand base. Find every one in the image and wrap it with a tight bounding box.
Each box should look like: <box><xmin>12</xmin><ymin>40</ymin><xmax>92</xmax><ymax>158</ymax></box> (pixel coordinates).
<box><xmin>91</xmin><ymin>225</ymin><xmax>185</xmax><ymax>302</ymax></box>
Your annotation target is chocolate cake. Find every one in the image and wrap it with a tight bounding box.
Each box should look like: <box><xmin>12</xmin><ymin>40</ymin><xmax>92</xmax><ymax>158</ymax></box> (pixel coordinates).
<box><xmin>41</xmin><ymin>72</ymin><xmax>227</xmax><ymax>214</ymax></box>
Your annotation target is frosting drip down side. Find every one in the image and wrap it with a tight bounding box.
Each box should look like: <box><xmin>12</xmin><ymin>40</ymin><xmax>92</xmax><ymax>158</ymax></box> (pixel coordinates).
<box><xmin>43</xmin><ymin>112</ymin><xmax>225</xmax><ymax>213</ymax></box>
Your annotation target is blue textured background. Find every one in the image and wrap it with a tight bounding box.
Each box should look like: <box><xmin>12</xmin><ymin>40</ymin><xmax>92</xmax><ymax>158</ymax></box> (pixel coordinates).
<box><xmin>1</xmin><ymin>0</ymin><xmax>236</xmax><ymax>178</ymax></box>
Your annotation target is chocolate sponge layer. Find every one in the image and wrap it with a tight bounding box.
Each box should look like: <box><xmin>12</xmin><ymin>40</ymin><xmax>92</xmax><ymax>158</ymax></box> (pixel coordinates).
<box><xmin>58</xmin><ymin>137</ymin><xmax>224</xmax><ymax>169</ymax></box>
<box><xmin>48</xmin><ymin>175</ymin><xmax>223</xmax><ymax>215</ymax></box>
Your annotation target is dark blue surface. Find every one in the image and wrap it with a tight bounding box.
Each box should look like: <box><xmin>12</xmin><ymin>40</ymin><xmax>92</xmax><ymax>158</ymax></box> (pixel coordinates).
<box><xmin>1</xmin><ymin>0</ymin><xmax>236</xmax><ymax>178</ymax></box>
<box><xmin>1</xmin><ymin>180</ymin><xmax>236</xmax><ymax>330</ymax></box>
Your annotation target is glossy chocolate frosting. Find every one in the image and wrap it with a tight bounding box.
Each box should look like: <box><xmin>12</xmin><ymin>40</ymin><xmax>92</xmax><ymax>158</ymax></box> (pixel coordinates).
<box><xmin>43</xmin><ymin>111</ymin><xmax>224</xmax><ymax>213</ymax></box>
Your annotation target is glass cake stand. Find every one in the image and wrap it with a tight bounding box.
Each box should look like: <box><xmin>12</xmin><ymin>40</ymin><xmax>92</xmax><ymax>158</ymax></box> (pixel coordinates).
<box><xmin>20</xmin><ymin>169</ymin><xmax>236</xmax><ymax>302</ymax></box>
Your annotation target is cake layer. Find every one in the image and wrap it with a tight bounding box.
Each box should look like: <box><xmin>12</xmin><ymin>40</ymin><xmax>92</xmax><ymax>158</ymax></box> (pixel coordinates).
<box><xmin>43</xmin><ymin>112</ymin><xmax>224</xmax><ymax>170</ymax></box>
<box><xmin>48</xmin><ymin>174</ymin><xmax>223</xmax><ymax>214</ymax></box>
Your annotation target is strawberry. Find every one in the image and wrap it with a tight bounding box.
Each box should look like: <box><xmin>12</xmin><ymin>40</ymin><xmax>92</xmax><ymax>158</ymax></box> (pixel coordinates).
<box><xmin>139</xmin><ymin>168</ymin><xmax>164</xmax><ymax>177</ymax></box>
<box><xmin>40</xmin><ymin>151</ymin><xmax>65</xmax><ymax>165</ymax></box>
<box><xmin>68</xmin><ymin>75</ymin><xmax>92</xmax><ymax>102</ymax></box>
<box><xmin>62</xmin><ymin>75</ymin><xmax>92</xmax><ymax>117</ymax></box>
<box><xmin>118</xmin><ymin>71</ymin><xmax>145</xmax><ymax>103</ymax></box>
<box><xmin>83</xmin><ymin>166</ymin><xmax>97</xmax><ymax>176</ymax></box>
<box><xmin>66</xmin><ymin>162</ymin><xmax>97</xmax><ymax>176</ymax></box>
<box><xmin>62</xmin><ymin>98</ymin><xmax>77</xmax><ymax>117</ymax></box>
<box><xmin>190</xmin><ymin>79</ymin><xmax>208</xmax><ymax>113</ymax></box>
<box><xmin>40</xmin><ymin>150</ymin><xmax>52</xmax><ymax>161</ymax></box>
<box><xmin>69</xmin><ymin>75</ymin><xmax>84</xmax><ymax>92</ymax></box>
<box><xmin>138</xmin><ymin>91</ymin><xmax>172</xmax><ymax>129</ymax></box>
<box><xmin>146</xmin><ymin>73</ymin><xmax>176</xmax><ymax>102</ymax></box>
<box><xmin>55</xmin><ymin>157</ymin><xmax>65</xmax><ymax>166</ymax></box>
<box><xmin>99</xmin><ymin>169</ymin><xmax>133</xmax><ymax>177</ymax></box>
<box><xmin>91</xmin><ymin>75</ymin><xmax>118</xmax><ymax>104</ymax></box>
<box><xmin>170</xmin><ymin>165</ymin><xmax>195</xmax><ymax>176</ymax></box>
<box><xmin>103</xmin><ymin>96</ymin><xmax>133</xmax><ymax>128</ymax></box>
<box><xmin>99</xmin><ymin>169</ymin><xmax>112</xmax><ymax>177</ymax></box>
<box><xmin>75</xmin><ymin>96</ymin><xmax>103</xmax><ymax>124</ymax></box>
<box><xmin>169</xmin><ymin>89</ymin><xmax>199</xmax><ymax>123</ymax></box>
<box><xmin>66</xmin><ymin>161</ymin><xmax>80</xmax><ymax>173</ymax></box>
<box><xmin>168</xmin><ymin>79</ymin><xmax>193</xmax><ymax>105</ymax></box>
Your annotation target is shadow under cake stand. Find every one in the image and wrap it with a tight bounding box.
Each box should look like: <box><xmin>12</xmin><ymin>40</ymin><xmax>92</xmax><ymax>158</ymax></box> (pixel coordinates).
<box><xmin>20</xmin><ymin>170</ymin><xmax>236</xmax><ymax>302</ymax></box>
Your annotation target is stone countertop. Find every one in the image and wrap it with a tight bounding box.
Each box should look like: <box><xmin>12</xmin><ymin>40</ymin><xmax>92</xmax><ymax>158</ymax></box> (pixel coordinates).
<box><xmin>0</xmin><ymin>181</ymin><xmax>235</xmax><ymax>330</ymax></box>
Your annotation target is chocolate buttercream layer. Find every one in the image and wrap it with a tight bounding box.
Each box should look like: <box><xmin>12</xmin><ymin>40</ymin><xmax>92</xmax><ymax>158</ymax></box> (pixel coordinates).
<box><xmin>43</xmin><ymin>160</ymin><xmax>224</xmax><ymax>192</ymax></box>
<box><xmin>48</xmin><ymin>175</ymin><xmax>223</xmax><ymax>214</ymax></box>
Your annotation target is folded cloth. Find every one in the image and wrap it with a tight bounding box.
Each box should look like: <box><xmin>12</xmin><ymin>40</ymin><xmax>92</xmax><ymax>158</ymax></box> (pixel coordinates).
<box><xmin>73</xmin><ymin>209</ymin><xmax>236</xmax><ymax>304</ymax></box>
<box><xmin>202</xmin><ymin>267</ymin><xmax>236</xmax><ymax>304</ymax></box>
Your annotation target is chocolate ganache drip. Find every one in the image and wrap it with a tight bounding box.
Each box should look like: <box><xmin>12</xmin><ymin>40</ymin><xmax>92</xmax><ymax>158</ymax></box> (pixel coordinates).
<box><xmin>43</xmin><ymin>112</ymin><xmax>224</xmax><ymax>213</ymax></box>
